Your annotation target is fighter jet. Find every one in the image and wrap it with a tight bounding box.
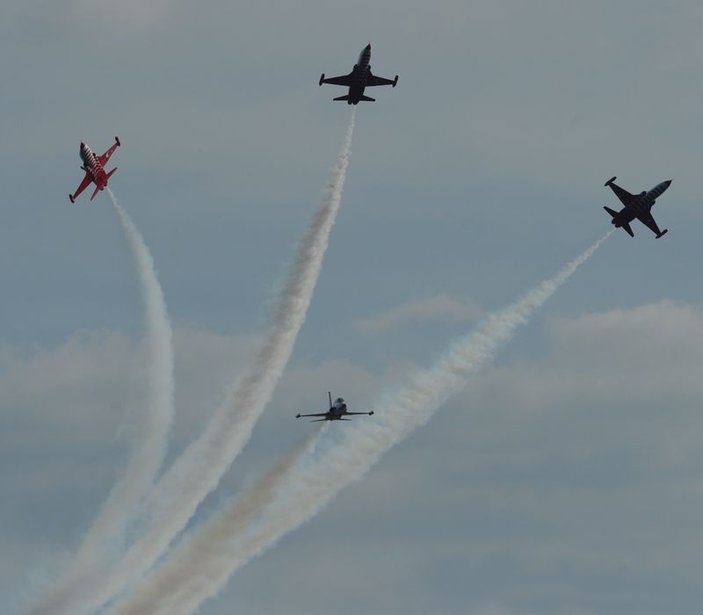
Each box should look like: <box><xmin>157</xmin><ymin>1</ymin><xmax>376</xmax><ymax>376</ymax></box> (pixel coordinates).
<box><xmin>319</xmin><ymin>43</ymin><xmax>398</xmax><ymax>104</ymax></box>
<box><xmin>603</xmin><ymin>176</ymin><xmax>671</xmax><ymax>238</ymax></box>
<box><xmin>69</xmin><ymin>136</ymin><xmax>120</xmax><ymax>203</ymax></box>
<box><xmin>296</xmin><ymin>392</ymin><xmax>374</xmax><ymax>422</ymax></box>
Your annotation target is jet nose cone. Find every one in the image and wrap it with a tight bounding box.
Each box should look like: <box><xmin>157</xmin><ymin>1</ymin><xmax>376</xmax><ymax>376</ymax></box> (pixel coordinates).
<box><xmin>666</xmin><ymin>179</ymin><xmax>673</xmax><ymax>186</ymax></box>
<box><xmin>365</xmin><ymin>43</ymin><xmax>371</xmax><ymax>50</ymax></box>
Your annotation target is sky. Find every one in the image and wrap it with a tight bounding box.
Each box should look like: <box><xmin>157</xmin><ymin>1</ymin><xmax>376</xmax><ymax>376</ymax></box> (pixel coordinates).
<box><xmin>2</xmin><ymin>1</ymin><xmax>703</xmax><ymax>613</ymax></box>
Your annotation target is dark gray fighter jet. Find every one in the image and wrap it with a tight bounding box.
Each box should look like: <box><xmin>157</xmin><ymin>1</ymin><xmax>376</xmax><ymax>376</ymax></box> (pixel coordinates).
<box><xmin>604</xmin><ymin>176</ymin><xmax>671</xmax><ymax>238</ymax></box>
<box><xmin>319</xmin><ymin>43</ymin><xmax>398</xmax><ymax>104</ymax></box>
<box><xmin>296</xmin><ymin>392</ymin><xmax>374</xmax><ymax>422</ymax></box>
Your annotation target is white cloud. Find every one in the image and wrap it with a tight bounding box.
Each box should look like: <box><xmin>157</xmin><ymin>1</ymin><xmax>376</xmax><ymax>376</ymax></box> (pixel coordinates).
<box><xmin>6</xmin><ymin>302</ymin><xmax>703</xmax><ymax>614</ymax></box>
<box><xmin>215</xmin><ymin>300</ymin><xmax>703</xmax><ymax>615</ymax></box>
<box><xmin>0</xmin><ymin>325</ymin><xmax>379</xmax><ymax>610</ymax></box>
<box><xmin>468</xmin><ymin>300</ymin><xmax>703</xmax><ymax>414</ymax></box>
<box><xmin>355</xmin><ymin>294</ymin><xmax>482</xmax><ymax>335</ymax></box>
<box><xmin>0</xmin><ymin>327</ymin><xmax>254</xmax><ymax>527</ymax></box>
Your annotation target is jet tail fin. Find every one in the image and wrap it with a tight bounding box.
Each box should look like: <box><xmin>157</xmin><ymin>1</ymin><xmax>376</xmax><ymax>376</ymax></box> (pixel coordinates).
<box><xmin>621</xmin><ymin>222</ymin><xmax>634</xmax><ymax>237</ymax></box>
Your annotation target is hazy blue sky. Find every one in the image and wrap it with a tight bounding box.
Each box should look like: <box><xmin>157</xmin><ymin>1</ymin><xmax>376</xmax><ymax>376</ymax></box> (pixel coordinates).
<box><xmin>2</xmin><ymin>1</ymin><xmax>703</xmax><ymax>614</ymax></box>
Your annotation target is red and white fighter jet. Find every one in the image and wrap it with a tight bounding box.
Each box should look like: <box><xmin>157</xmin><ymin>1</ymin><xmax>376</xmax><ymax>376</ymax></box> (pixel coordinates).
<box><xmin>69</xmin><ymin>136</ymin><xmax>121</xmax><ymax>203</ymax></box>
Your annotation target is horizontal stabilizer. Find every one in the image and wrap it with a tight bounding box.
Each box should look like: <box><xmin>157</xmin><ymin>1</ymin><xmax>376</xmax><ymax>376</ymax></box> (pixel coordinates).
<box><xmin>333</xmin><ymin>95</ymin><xmax>350</xmax><ymax>101</ymax></box>
<box><xmin>359</xmin><ymin>94</ymin><xmax>375</xmax><ymax>102</ymax></box>
<box><xmin>106</xmin><ymin>167</ymin><xmax>117</xmax><ymax>180</ymax></box>
<box><xmin>603</xmin><ymin>206</ymin><xmax>618</xmax><ymax>218</ymax></box>
<box><xmin>621</xmin><ymin>222</ymin><xmax>634</xmax><ymax>237</ymax></box>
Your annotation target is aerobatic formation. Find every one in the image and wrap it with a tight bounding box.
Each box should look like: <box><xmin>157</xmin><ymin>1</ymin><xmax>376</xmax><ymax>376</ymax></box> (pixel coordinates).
<box><xmin>23</xmin><ymin>40</ymin><xmax>676</xmax><ymax>615</ymax></box>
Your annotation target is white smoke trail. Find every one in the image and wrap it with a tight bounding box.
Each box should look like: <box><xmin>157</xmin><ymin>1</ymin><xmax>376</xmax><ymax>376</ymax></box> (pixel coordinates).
<box><xmin>110</xmin><ymin>231</ymin><xmax>610</xmax><ymax>615</ymax></box>
<box><xmin>69</xmin><ymin>111</ymin><xmax>356</xmax><ymax>615</ymax></box>
<box><xmin>110</xmin><ymin>429</ymin><xmax>323</xmax><ymax>615</ymax></box>
<box><xmin>91</xmin><ymin>190</ymin><xmax>176</xmax><ymax>562</ymax></box>
<box><xmin>26</xmin><ymin>190</ymin><xmax>175</xmax><ymax>615</ymax></box>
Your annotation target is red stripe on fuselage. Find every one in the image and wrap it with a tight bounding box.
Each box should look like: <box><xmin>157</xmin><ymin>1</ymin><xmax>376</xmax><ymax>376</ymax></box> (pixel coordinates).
<box><xmin>80</xmin><ymin>143</ymin><xmax>107</xmax><ymax>187</ymax></box>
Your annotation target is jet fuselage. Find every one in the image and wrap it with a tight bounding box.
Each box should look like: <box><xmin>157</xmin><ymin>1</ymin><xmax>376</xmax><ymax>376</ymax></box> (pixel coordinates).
<box><xmin>346</xmin><ymin>44</ymin><xmax>372</xmax><ymax>104</ymax></box>
<box><xmin>328</xmin><ymin>397</ymin><xmax>348</xmax><ymax>420</ymax></box>
<box><xmin>79</xmin><ymin>142</ymin><xmax>107</xmax><ymax>188</ymax></box>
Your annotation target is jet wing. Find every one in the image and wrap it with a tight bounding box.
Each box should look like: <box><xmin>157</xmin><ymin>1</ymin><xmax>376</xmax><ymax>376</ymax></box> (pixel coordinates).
<box><xmin>98</xmin><ymin>138</ymin><xmax>120</xmax><ymax>166</ymax></box>
<box><xmin>321</xmin><ymin>73</ymin><xmax>354</xmax><ymax>87</ymax></box>
<box><xmin>638</xmin><ymin>212</ymin><xmax>664</xmax><ymax>237</ymax></box>
<box><xmin>296</xmin><ymin>412</ymin><xmax>329</xmax><ymax>418</ymax></box>
<box><xmin>366</xmin><ymin>70</ymin><xmax>397</xmax><ymax>87</ymax></box>
<box><xmin>70</xmin><ymin>172</ymin><xmax>93</xmax><ymax>203</ymax></box>
<box><xmin>606</xmin><ymin>179</ymin><xmax>636</xmax><ymax>207</ymax></box>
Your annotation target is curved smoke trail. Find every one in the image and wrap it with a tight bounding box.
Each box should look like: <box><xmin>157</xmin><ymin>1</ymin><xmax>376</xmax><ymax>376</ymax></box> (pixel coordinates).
<box><xmin>110</xmin><ymin>429</ymin><xmax>322</xmax><ymax>615</ymax></box>
<box><xmin>110</xmin><ymin>231</ymin><xmax>610</xmax><ymax>615</ymax></box>
<box><xmin>71</xmin><ymin>111</ymin><xmax>356</xmax><ymax>615</ymax></box>
<box><xmin>27</xmin><ymin>190</ymin><xmax>175</xmax><ymax>615</ymax></box>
